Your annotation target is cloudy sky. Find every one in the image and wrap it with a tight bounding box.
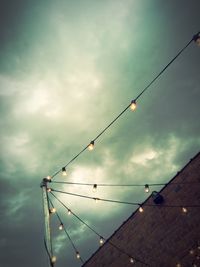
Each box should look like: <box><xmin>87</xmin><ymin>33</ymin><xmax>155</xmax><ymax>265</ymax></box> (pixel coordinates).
<box><xmin>0</xmin><ymin>0</ymin><xmax>199</xmax><ymax>266</ymax></box>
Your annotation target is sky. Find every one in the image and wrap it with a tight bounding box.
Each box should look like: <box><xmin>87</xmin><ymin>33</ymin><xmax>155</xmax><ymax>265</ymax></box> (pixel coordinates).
<box><xmin>0</xmin><ymin>0</ymin><xmax>199</xmax><ymax>266</ymax></box>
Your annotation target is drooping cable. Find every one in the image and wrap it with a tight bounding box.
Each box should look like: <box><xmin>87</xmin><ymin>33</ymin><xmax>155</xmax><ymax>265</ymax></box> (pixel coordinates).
<box><xmin>48</xmin><ymin>32</ymin><xmax>199</xmax><ymax>180</ymax></box>
<box><xmin>50</xmin><ymin>192</ymin><xmax>150</xmax><ymax>266</ymax></box>
<box><xmin>51</xmin><ymin>189</ymin><xmax>200</xmax><ymax>208</ymax></box>
<box><xmin>48</xmin><ymin>197</ymin><xmax>84</xmax><ymax>264</ymax></box>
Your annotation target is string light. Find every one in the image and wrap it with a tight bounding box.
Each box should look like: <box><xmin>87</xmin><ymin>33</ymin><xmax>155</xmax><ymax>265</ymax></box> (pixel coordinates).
<box><xmin>51</xmin><ymin>256</ymin><xmax>57</xmax><ymax>263</ymax></box>
<box><xmin>130</xmin><ymin>100</ymin><xmax>137</xmax><ymax>111</ymax></box>
<box><xmin>94</xmin><ymin>197</ymin><xmax>100</xmax><ymax>203</ymax></box>
<box><xmin>76</xmin><ymin>251</ymin><xmax>80</xmax><ymax>259</ymax></box>
<box><xmin>144</xmin><ymin>184</ymin><xmax>150</xmax><ymax>193</ymax></box>
<box><xmin>176</xmin><ymin>263</ymin><xmax>181</xmax><ymax>267</ymax></box>
<box><xmin>62</xmin><ymin>167</ymin><xmax>67</xmax><ymax>176</ymax></box>
<box><xmin>139</xmin><ymin>206</ymin><xmax>144</xmax><ymax>213</ymax></box>
<box><xmin>59</xmin><ymin>223</ymin><xmax>64</xmax><ymax>230</ymax></box>
<box><xmin>194</xmin><ymin>32</ymin><xmax>200</xmax><ymax>46</ymax></box>
<box><xmin>88</xmin><ymin>141</ymin><xmax>95</xmax><ymax>151</ymax></box>
<box><xmin>68</xmin><ymin>209</ymin><xmax>71</xmax><ymax>215</ymax></box>
<box><xmin>93</xmin><ymin>184</ymin><xmax>97</xmax><ymax>192</ymax></box>
<box><xmin>99</xmin><ymin>237</ymin><xmax>104</xmax><ymax>245</ymax></box>
<box><xmin>47</xmin><ymin>188</ymin><xmax>52</xmax><ymax>192</ymax></box>
<box><xmin>46</xmin><ymin>176</ymin><xmax>51</xmax><ymax>181</ymax></box>
<box><xmin>190</xmin><ymin>249</ymin><xmax>194</xmax><ymax>255</ymax></box>
<box><xmin>130</xmin><ymin>257</ymin><xmax>135</xmax><ymax>264</ymax></box>
<box><xmin>182</xmin><ymin>207</ymin><xmax>188</xmax><ymax>213</ymax></box>
<box><xmin>50</xmin><ymin>207</ymin><xmax>56</xmax><ymax>214</ymax></box>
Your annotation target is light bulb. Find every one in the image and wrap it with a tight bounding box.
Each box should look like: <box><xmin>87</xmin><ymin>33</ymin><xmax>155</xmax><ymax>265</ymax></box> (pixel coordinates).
<box><xmin>130</xmin><ymin>100</ymin><xmax>137</xmax><ymax>111</ymax></box>
<box><xmin>139</xmin><ymin>206</ymin><xmax>144</xmax><ymax>213</ymax></box>
<box><xmin>93</xmin><ymin>184</ymin><xmax>97</xmax><ymax>192</ymax></box>
<box><xmin>99</xmin><ymin>237</ymin><xmax>104</xmax><ymax>245</ymax></box>
<box><xmin>94</xmin><ymin>198</ymin><xmax>100</xmax><ymax>203</ymax></box>
<box><xmin>68</xmin><ymin>209</ymin><xmax>71</xmax><ymax>215</ymax></box>
<box><xmin>51</xmin><ymin>256</ymin><xmax>57</xmax><ymax>263</ymax></box>
<box><xmin>130</xmin><ymin>257</ymin><xmax>135</xmax><ymax>264</ymax></box>
<box><xmin>182</xmin><ymin>207</ymin><xmax>187</xmax><ymax>213</ymax></box>
<box><xmin>76</xmin><ymin>251</ymin><xmax>80</xmax><ymax>259</ymax></box>
<box><xmin>62</xmin><ymin>167</ymin><xmax>67</xmax><ymax>176</ymax></box>
<box><xmin>194</xmin><ymin>32</ymin><xmax>200</xmax><ymax>46</ymax></box>
<box><xmin>88</xmin><ymin>141</ymin><xmax>95</xmax><ymax>151</ymax></box>
<box><xmin>47</xmin><ymin>188</ymin><xmax>52</xmax><ymax>192</ymax></box>
<box><xmin>189</xmin><ymin>249</ymin><xmax>194</xmax><ymax>255</ymax></box>
<box><xmin>59</xmin><ymin>223</ymin><xmax>64</xmax><ymax>230</ymax></box>
<box><xmin>144</xmin><ymin>184</ymin><xmax>149</xmax><ymax>193</ymax></box>
<box><xmin>46</xmin><ymin>175</ymin><xmax>52</xmax><ymax>181</ymax></box>
<box><xmin>176</xmin><ymin>264</ymin><xmax>181</xmax><ymax>267</ymax></box>
<box><xmin>50</xmin><ymin>207</ymin><xmax>56</xmax><ymax>214</ymax></box>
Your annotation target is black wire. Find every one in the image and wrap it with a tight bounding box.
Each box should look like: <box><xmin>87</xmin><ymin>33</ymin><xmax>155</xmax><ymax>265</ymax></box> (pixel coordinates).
<box><xmin>48</xmin><ymin>196</ymin><xmax>85</xmax><ymax>264</ymax></box>
<box><xmin>50</xmin><ymin>180</ymin><xmax>200</xmax><ymax>187</ymax></box>
<box><xmin>51</xmin><ymin>189</ymin><xmax>200</xmax><ymax>208</ymax></box>
<box><xmin>50</xmin><ymin>192</ymin><xmax>150</xmax><ymax>266</ymax></box>
<box><xmin>49</xmin><ymin>33</ymin><xmax>197</xmax><ymax>180</ymax></box>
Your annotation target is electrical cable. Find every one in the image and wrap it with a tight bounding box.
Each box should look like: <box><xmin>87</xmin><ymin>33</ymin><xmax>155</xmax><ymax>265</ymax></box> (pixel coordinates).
<box><xmin>48</xmin><ymin>197</ymin><xmax>85</xmax><ymax>264</ymax></box>
<box><xmin>51</xmin><ymin>189</ymin><xmax>200</xmax><ymax>208</ymax></box>
<box><xmin>50</xmin><ymin>192</ymin><xmax>150</xmax><ymax>266</ymax></box>
<box><xmin>48</xmin><ymin>32</ymin><xmax>199</xmax><ymax>180</ymax></box>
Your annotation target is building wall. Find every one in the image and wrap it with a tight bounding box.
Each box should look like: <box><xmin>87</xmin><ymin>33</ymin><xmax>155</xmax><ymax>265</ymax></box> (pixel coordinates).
<box><xmin>83</xmin><ymin>153</ymin><xmax>200</xmax><ymax>267</ymax></box>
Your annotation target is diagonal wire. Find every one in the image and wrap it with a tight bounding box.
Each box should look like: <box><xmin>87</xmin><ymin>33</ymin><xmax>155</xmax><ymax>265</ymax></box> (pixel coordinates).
<box><xmin>51</xmin><ymin>189</ymin><xmax>200</xmax><ymax>208</ymax></box>
<box><xmin>49</xmin><ymin>33</ymin><xmax>198</xmax><ymax>180</ymax></box>
<box><xmin>50</xmin><ymin>191</ymin><xmax>150</xmax><ymax>266</ymax></box>
<box><xmin>48</xmin><ymin>197</ymin><xmax>85</xmax><ymax>264</ymax></box>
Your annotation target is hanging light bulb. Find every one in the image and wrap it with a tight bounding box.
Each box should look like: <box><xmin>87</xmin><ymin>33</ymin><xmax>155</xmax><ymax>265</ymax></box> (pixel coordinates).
<box><xmin>176</xmin><ymin>263</ymin><xmax>181</xmax><ymax>267</ymax></box>
<box><xmin>94</xmin><ymin>197</ymin><xmax>100</xmax><ymax>203</ymax></box>
<box><xmin>139</xmin><ymin>205</ymin><xmax>144</xmax><ymax>213</ymax></box>
<box><xmin>88</xmin><ymin>141</ymin><xmax>95</xmax><ymax>151</ymax></box>
<box><xmin>189</xmin><ymin>249</ymin><xmax>194</xmax><ymax>255</ymax></box>
<box><xmin>93</xmin><ymin>184</ymin><xmax>97</xmax><ymax>192</ymax></box>
<box><xmin>194</xmin><ymin>32</ymin><xmax>200</xmax><ymax>46</ymax></box>
<box><xmin>67</xmin><ymin>209</ymin><xmax>71</xmax><ymax>215</ymax></box>
<box><xmin>99</xmin><ymin>237</ymin><xmax>104</xmax><ymax>245</ymax></box>
<box><xmin>144</xmin><ymin>184</ymin><xmax>150</xmax><ymax>193</ymax></box>
<box><xmin>62</xmin><ymin>167</ymin><xmax>67</xmax><ymax>176</ymax></box>
<box><xmin>47</xmin><ymin>188</ymin><xmax>52</xmax><ymax>192</ymax></box>
<box><xmin>76</xmin><ymin>251</ymin><xmax>80</xmax><ymax>259</ymax></box>
<box><xmin>130</xmin><ymin>100</ymin><xmax>137</xmax><ymax>111</ymax></box>
<box><xmin>182</xmin><ymin>207</ymin><xmax>187</xmax><ymax>213</ymax></box>
<box><xmin>50</xmin><ymin>207</ymin><xmax>56</xmax><ymax>214</ymax></box>
<box><xmin>59</xmin><ymin>223</ymin><xmax>64</xmax><ymax>230</ymax></box>
<box><xmin>46</xmin><ymin>175</ymin><xmax>52</xmax><ymax>181</ymax></box>
<box><xmin>130</xmin><ymin>257</ymin><xmax>135</xmax><ymax>264</ymax></box>
<box><xmin>51</xmin><ymin>256</ymin><xmax>57</xmax><ymax>263</ymax></box>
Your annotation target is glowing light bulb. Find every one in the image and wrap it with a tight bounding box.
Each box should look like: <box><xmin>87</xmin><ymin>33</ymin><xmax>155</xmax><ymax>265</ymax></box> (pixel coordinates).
<box><xmin>182</xmin><ymin>207</ymin><xmax>187</xmax><ymax>213</ymax></box>
<box><xmin>189</xmin><ymin>249</ymin><xmax>194</xmax><ymax>255</ymax></box>
<box><xmin>130</xmin><ymin>257</ymin><xmax>135</xmax><ymax>264</ymax></box>
<box><xmin>99</xmin><ymin>237</ymin><xmax>104</xmax><ymax>245</ymax></box>
<box><xmin>88</xmin><ymin>141</ymin><xmax>95</xmax><ymax>151</ymax></box>
<box><xmin>68</xmin><ymin>209</ymin><xmax>71</xmax><ymax>215</ymax></box>
<box><xmin>46</xmin><ymin>176</ymin><xmax>52</xmax><ymax>181</ymax></box>
<box><xmin>94</xmin><ymin>198</ymin><xmax>100</xmax><ymax>203</ymax></box>
<box><xmin>176</xmin><ymin>264</ymin><xmax>181</xmax><ymax>267</ymax></box>
<box><xmin>47</xmin><ymin>188</ymin><xmax>52</xmax><ymax>192</ymax></box>
<box><xmin>144</xmin><ymin>184</ymin><xmax>149</xmax><ymax>193</ymax></box>
<box><xmin>194</xmin><ymin>32</ymin><xmax>200</xmax><ymax>46</ymax></box>
<box><xmin>62</xmin><ymin>167</ymin><xmax>67</xmax><ymax>176</ymax></box>
<box><xmin>130</xmin><ymin>100</ymin><xmax>137</xmax><ymax>111</ymax></box>
<box><xmin>51</xmin><ymin>256</ymin><xmax>57</xmax><ymax>263</ymax></box>
<box><xmin>93</xmin><ymin>184</ymin><xmax>97</xmax><ymax>192</ymax></box>
<box><xmin>50</xmin><ymin>207</ymin><xmax>56</xmax><ymax>214</ymax></box>
<box><xmin>139</xmin><ymin>206</ymin><xmax>144</xmax><ymax>213</ymax></box>
<box><xmin>76</xmin><ymin>251</ymin><xmax>80</xmax><ymax>259</ymax></box>
<box><xmin>59</xmin><ymin>223</ymin><xmax>64</xmax><ymax>230</ymax></box>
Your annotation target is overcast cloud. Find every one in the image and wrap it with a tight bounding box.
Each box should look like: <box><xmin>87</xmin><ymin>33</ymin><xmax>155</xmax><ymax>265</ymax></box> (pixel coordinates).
<box><xmin>0</xmin><ymin>0</ymin><xmax>199</xmax><ymax>266</ymax></box>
